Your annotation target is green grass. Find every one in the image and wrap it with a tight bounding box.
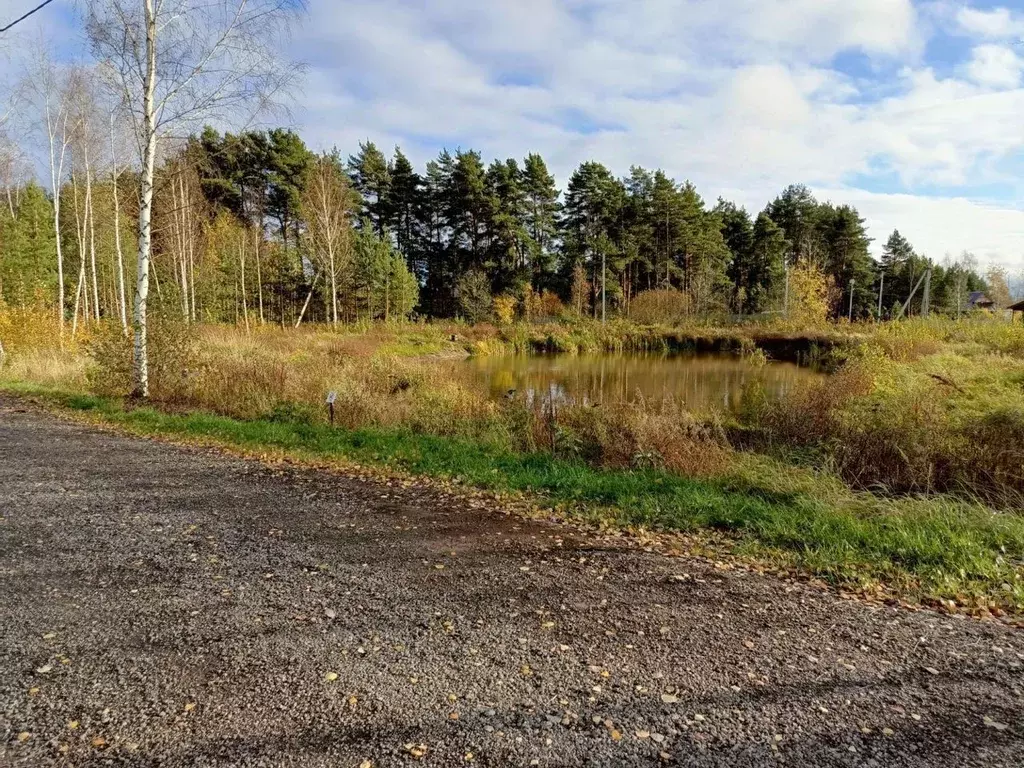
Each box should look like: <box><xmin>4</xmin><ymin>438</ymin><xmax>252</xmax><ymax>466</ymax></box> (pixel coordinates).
<box><xmin>6</xmin><ymin>381</ymin><xmax>1023</xmax><ymax>614</ymax></box>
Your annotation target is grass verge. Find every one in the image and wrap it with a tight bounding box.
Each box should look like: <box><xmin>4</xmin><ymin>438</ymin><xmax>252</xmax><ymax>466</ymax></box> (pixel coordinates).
<box><xmin>5</xmin><ymin>381</ymin><xmax>1023</xmax><ymax>617</ymax></box>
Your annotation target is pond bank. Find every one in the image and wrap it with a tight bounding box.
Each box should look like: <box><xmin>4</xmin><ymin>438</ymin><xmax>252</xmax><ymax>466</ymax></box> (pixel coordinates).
<box><xmin>489</xmin><ymin>322</ymin><xmax>853</xmax><ymax>367</ymax></box>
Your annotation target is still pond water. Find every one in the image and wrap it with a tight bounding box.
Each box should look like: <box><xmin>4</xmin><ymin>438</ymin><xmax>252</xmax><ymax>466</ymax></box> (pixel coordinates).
<box><xmin>461</xmin><ymin>353</ymin><xmax>823</xmax><ymax>413</ymax></box>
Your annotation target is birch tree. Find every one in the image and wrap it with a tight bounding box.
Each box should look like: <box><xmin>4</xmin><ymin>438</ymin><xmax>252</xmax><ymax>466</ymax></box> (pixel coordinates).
<box><xmin>25</xmin><ymin>47</ymin><xmax>76</xmax><ymax>334</ymax></box>
<box><xmin>301</xmin><ymin>151</ymin><xmax>353</xmax><ymax>326</ymax></box>
<box><xmin>109</xmin><ymin>115</ymin><xmax>129</xmax><ymax>333</ymax></box>
<box><xmin>84</xmin><ymin>0</ymin><xmax>304</xmax><ymax>396</ymax></box>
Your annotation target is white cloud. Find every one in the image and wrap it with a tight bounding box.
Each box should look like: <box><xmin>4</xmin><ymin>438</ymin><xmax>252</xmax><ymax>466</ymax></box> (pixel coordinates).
<box><xmin>287</xmin><ymin>0</ymin><xmax>1024</xmax><ymax>266</ymax></box>
<box><xmin>965</xmin><ymin>44</ymin><xmax>1024</xmax><ymax>88</ymax></box>
<box><xmin>816</xmin><ymin>188</ymin><xmax>1024</xmax><ymax>268</ymax></box>
<box><xmin>955</xmin><ymin>5</ymin><xmax>1024</xmax><ymax>40</ymax></box>
<box><xmin>3</xmin><ymin>0</ymin><xmax>1023</xmax><ymax>268</ymax></box>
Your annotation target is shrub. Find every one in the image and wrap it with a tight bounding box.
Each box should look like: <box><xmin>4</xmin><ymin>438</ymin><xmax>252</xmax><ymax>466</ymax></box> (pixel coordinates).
<box><xmin>88</xmin><ymin>313</ymin><xmax>198</xmax><ymax>400</ymax></box>
<box><xmin>629</xmin><ymin>289</ymin><xmax>692</xmax><ymax>326</ymax></box>
<box><xmin>492</xmin><ymin>294</ymin><xmax>517</xmax><ymax>326</ymax></box>
<box><xmin>786</xmin><ymin>263</ymin><xmax>835</xmax><ymax>327</ymax></box>
<box><xmin>0</xmin><ymin>299</ymin><xmax>64</xmax><ymax>358</ymax></box>
<box><xmin>752</xmin><ymin>344</ymin><xmax>1024</xmax><ymax>504</ymax></box>
<box><xmin>522</xmin><ymin>289</ymin><xmax>566</xmax><ymax>322</ymax></box>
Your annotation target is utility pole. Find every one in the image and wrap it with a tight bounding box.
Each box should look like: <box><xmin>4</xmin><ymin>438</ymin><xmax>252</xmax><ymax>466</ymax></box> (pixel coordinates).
<box><xmin>601</xmin><ymin>249</ymin><xmax>607</xmax><ymax>324</ymax></box>
<box><xmin>848</xmin><ymin>279</ymin><xmax>855</xmax><ymax>322</ymax></box>
<box><xmin>897</xmin><ymin>270</ymin><xmax>928</xmax><ymax>320</ymax></box>
<box><xmin>921</xmin><ymin>268</ymin><xmax>932</xmax><ymax>318</ymax></box>
<box><xmin>783</xmin><ymin>264</ymin><xmax>790</xmax><ymax>319</ymax></box>
<box><xmin>877</xmin><ymin>271</ymin><xmax>884</xmax><ymax>320</ymax></box>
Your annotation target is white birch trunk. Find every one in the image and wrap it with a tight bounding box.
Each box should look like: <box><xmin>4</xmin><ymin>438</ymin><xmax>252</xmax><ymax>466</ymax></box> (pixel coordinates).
<box><xmin>239</xmin><ymin>233</ymin><xmax>249</xmax><ymax>334</ymax></box>
<box><xmin>133</xmin><ymin>0</ymin><xmax>158</xmax><ymax>398</ymax></box>
<box><xmin>47</xmin><ymin>107</ymin><xmax>69</xmax><ymax>336</ymax></box>
<box><xmin>110</xmin><ymin>115</ymin><xmax>128</xmax><ymax>334</ymax></box>
<box><xmin>85</xmin><ymin>143</ymin><xmax>100</xmax><ymax>321</ymax></box>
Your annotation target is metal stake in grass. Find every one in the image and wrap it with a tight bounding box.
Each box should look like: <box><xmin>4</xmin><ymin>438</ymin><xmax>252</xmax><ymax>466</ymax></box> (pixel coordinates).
<box><xmin>326</xmin><ymin>391</ymin><xmax>337</xmax><ymax>426</ymax></box>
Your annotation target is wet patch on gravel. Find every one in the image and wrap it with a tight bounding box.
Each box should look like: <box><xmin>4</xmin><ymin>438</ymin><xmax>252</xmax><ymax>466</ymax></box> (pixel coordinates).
<box><xmin>1</xmin><ymin>396</ymin><xmax>1022</xmax><ymax>767</ymax></box>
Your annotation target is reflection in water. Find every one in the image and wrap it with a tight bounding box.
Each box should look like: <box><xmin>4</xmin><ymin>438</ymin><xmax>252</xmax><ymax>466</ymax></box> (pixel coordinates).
<box><xmin>460</xmin><ymin>353</ymin><xmax>823</xmax><ymax>413</ymax></box>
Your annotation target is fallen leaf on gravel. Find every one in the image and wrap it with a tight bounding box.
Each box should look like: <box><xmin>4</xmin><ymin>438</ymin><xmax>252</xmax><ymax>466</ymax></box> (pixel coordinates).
<box><xmin>659</xmin><ymin>751</ymin><xmax>671</xmax><ymax>761</ymax></box>
<box><xmin>35</xmin><ymin>664</ymin><xmax>52</xmax><ymax>675</ymax></box>
<box><xmin>348</xmin><ymin>696</ymin><xmax>358</xmax><ymax>708</ymax></box>
<box><xmin>660</xmin><ymin>694</ymin><xmax>678</xmax><ymax>704</ymax></box>
<box><xmin>42</xmin><ymin>632</ymin><xmax>56</xmax><ymax>640</ymax></box>
<box><xmin>28</xmin><ymin>687</ymin><xmax>39</xmax><ymax>696</ymax></box>
<box><xmin>324</xmin><ymin>672</ymin><xmax>339</xmax><ymax>682</ymax></box>
<box><xmin>984</xmin><ymin>716</ymin><xmax>1009</xmax><ymax>731</ymax></box>
<box><xmin>449</xmin><ymin>712</ymin><xmax>460</xmax><ymax>720</ymax></box>
<box><xmin>882</xmin><ymin>728</ymin><xmax>895</xmax><ymax>736</ymax></box>
<box><xmin>610</xmin><ymin>729</ymin><xmax>622</xmax><ymax>741</ymax></box>
<box><xmin>17</xmin><ymin>732</ymin><xmax>30</xmax><ymax>742</ymax></box>
<box><xmin>464</xmin><ymin>752</ymin><xmax>474</xmax><ymax>761</ymax></box>
<box><xmin>636</xmin><ymin>730</ymin><xmax>650</xmax><ymax>739</ymax></box>
<box><xmin>68</xmin><ymin>721</ymin><xmax>79</xmax><ymax>730</ymax></box>
<box><xmin>743</xmin><ymin>640</ymin><xmax>754</xmax><ymax>649</ymax></box>
<box><xmin>403</xmin><ymin>742</ymin><xmax>428</xmax><ymax>758</ymax></box>
<box><xmin>91</xmin><ymin>737</ymin><xmax>106</xmax><ymax>748</ymax></box>
<box><xmin>184</xmin><ymin>702</ymin><xmax>196</xmax><ymax>712</ymax></box>
<box><xmin>360</xmin><ymin>761</ymin><xmax>372</xmax><ymax>768</ymax></box>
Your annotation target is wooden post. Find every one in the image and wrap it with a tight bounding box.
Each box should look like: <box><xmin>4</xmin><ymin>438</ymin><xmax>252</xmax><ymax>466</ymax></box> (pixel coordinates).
<box><xmin>326</xmin><ymin>391</ymin><xmax>337</xmax><ymax>426</ymax></box>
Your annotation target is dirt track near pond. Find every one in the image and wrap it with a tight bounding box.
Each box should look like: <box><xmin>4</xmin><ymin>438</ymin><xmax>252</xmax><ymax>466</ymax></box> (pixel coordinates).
<box><xmin>1</xmin><ymin>396</ymin><xmax>1022</xmax><ymax>767</ymax></box>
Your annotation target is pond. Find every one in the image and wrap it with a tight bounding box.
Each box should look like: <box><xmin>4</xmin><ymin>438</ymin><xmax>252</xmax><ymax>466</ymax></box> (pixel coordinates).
<box><xmin>460</xmin><ymin>352</ymin><xmax>824</xmax><ymax>413</ymax></box>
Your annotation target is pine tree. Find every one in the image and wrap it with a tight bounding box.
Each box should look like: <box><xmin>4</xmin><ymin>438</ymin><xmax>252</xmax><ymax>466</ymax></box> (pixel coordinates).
<box><xmin>348</xmin><ymin>141</ymin><xmax>391</xmax><ymax>236</ymax></box>
<box><xmin>717</xmin><ymin>200</ymin><xmax>753</xmax><ymax>312</ymax></box>
<box><xmin>747</xmin><ymin>212</ymin><xmax>786</xmax><ymax>314</ymax></box>
<box><xmin>820</xmin><ymin>204</ymin><xmax>876</xmax><ymax>318</ymax></box>
<box><xmin>766</xmin><ymin>184</ymin><xmax>823</xmax><ymax>265</ymax></box>
<box><xmin>0</xmin><ymin>182</ymin><xmax>58</xmax><ymax>304</ymax></box>
<box><xmin>521</xmin><ymin>153</ymin><xmax>560</xmax><ymax>289</ymax></box>
<box><xmin>484</xmin><ymin>158</ymin><xmax>530</xmax><ymax>293</ymax></box>
<box><xmin>386</xmin><ymin>148</ymin><xmax>422</xmax><ymax>278</ymax></box>
<box><xmin>267</xmin><ymin>128</ymin><xmax>313</xmax><ymax>254</ymax></box>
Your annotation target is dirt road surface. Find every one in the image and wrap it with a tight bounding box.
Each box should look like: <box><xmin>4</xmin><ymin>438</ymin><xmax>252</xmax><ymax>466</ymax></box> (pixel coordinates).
<box><xmin>1</xmin><ymin>397</ymin><xmax>1021</xmax><ymax>767</ymax></box>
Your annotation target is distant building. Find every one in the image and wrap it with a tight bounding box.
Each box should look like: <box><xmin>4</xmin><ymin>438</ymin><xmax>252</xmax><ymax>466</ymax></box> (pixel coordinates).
<box><xmin>1009</xmin><ymin>299</ymin><xmax>1024</xmax><ymax>320</ymax></box>
<box><xmin>965</xmin><ymin>291</ymin><xmax>995</xmax><ymax>311</ymax></box>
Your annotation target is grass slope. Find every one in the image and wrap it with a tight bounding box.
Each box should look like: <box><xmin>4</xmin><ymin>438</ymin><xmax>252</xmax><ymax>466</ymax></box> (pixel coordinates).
<box><xmin>8</xmin><ymin>382</ymin><xmax>1022</xmax><ymax>615</ymax></box>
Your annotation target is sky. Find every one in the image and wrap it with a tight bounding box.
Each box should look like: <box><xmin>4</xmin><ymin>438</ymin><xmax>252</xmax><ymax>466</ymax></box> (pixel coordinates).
<box><xmin>2</xmin><ymin>0</ymin><xmax>1023</xmax><ymax>270</ymax></box>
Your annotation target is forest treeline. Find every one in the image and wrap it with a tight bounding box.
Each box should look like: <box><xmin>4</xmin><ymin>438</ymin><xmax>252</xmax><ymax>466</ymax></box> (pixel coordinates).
<box><xmin>0</xmin><ymin>125</ymin><xmax>1000</xmax><ymax>329</ymax></box>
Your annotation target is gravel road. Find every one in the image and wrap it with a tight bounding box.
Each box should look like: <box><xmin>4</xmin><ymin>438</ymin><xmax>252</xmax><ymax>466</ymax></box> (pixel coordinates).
<box><xmin>1</xmin><ymin>396</ymin><xmax>1022</xmax><ymax>767</ymax></box>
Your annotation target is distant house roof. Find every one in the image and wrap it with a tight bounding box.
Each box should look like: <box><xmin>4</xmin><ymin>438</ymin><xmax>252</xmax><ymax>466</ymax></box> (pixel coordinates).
<box><xmin>966</xmin><ymin>291</ymin><xmax>994</xmax><ymax>309</ymax></box>
<box><xmin>1008</xmin><ymin>299</ymin><xmax>1024</xmax><ymax>312</ymax></box>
